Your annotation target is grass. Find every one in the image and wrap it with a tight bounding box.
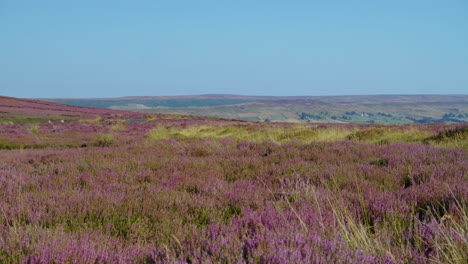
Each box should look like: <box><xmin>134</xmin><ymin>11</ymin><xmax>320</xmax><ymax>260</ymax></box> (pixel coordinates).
<box><xmin>26</xmin><ymin>124</ymin><xmax>40</xmax><ymax>133</ymax></box>
<box><xmin>80</xmin><ymin>115</ymin><xmax>102</xmax><ymax>123</ymax></box>
<box><xmin>347</xmin><ymin>128</ymin><xmax>433</xmax><ymax>145</ymax></box>
<box><xmin>426</xmin><ymin>195</ymin><xmax>468</xmax><ymax>264</ymax></box>
<box><xmin>92</xmin><ymin>133</ymin><xmax>116</xmax><ymax>147</ymax></box>
<box><xmin>109</xmin><ymin>123</ymin><xmax>126</xmax><ymax>131</ymax></box>
<box><xmin>320</xmin><ymin>171</ymin><xmax>468</xmax><ymax>264</ymax></box>
<box><xmin>0</xmin><ymin>120</ymin><xmax>466</xmax><ymax>263</ymax></box>
<box><xmin>125</xmin><ymin>97</ymin><xmax>468</xmax><ymax>124</ymax></box>
<box><xmin>147</xmin><ymin>124</ymin><xmax>351</xmax><ymax>144</ymax></box>
<box><xmin>423</xmin><ymin>126</ymin><xmax>468</xmax><ymax>148</ymax></box>
<box><xmin>147</xmin><ymin>123</ymin><xmax>465</xmax><ymax>147</ymax></box>
<box><xmin>0</xmin><ymin>103</ymin><xmax>466</xmax><ymax>263</ymax></box>
<box><xmin>0</xmin><ymin>114</ymin><xmax>80</xmax><ymax>124</ymax></box>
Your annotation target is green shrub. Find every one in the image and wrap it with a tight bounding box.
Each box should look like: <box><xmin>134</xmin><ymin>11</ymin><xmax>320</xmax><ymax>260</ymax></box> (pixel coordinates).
<box><xmin>93</xmin><ymin>133</ymin><xmax>116</xmax><ymax>147</ymax></box>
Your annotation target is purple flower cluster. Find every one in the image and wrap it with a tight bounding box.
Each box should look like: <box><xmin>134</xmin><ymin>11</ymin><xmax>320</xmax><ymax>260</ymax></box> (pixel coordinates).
<box><xmin>0</xmin><ymin>119</ymin><xmax>466</xmax><ymax>263</ymax></box>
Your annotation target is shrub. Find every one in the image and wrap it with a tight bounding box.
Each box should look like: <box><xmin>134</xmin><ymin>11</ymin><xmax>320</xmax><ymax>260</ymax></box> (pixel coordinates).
<box><xmin>93</xmin><ymin>133</ymin><xmax>116</xmax><ymax>147</ymax></box>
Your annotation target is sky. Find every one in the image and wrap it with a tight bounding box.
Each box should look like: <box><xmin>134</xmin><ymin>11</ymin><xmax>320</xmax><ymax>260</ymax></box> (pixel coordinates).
<box><xmin>1</xmin><ymin>0</ymin><xmax>467</xmax><ymax>98</ymax></box>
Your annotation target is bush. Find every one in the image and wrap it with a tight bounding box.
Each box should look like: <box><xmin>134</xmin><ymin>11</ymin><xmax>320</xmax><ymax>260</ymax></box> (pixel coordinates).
<box><xmin>93</xmin><ymin>133</ymin><xmax>116</xmax><ymax>147</ymax></box>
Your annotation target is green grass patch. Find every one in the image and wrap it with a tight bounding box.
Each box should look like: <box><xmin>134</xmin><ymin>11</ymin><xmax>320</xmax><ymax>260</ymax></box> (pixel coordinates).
<box><xmin>147</xmin><ymin>124</ymin><xmax>352</xmax><ymax>144</ymax></box>
<box><xmin>81</xmin><ymin>115</ymin><xmax>102</xmax><ymax>123</ymax></box>
<box><xmin>347</xmin><ymin>128</ymin><xmax>432</xmax><ymax>145</ymax></box>
<box><xmin>92</xmin><ymin>133</ymin><xmax>117</xmax><ymax>147</ymax></box>
<box><xmin>146</xmin><ymin>124</ymin><xmax>468</xmax><ymax>147</ymax></box>
<box><xmin>423</xmin><ymin>126</ymin><xmax>468</xmax><ymax>148</ymax></box>
<box><xmin>0</xmin><ymin>114</ymin><xmax>79</xmax><ymax>124</ymax></box>
<box><xmin>109</xmin><ymin>123</ymin><xmax>126</xmax><ymax>131</ymax></box>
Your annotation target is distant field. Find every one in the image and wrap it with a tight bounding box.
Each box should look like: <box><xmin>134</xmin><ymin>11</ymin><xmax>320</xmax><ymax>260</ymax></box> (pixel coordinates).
<box><xmin>42</xmin><ymin>94</ymin><xmax>468</xmax><ymax>124</ymax></box>
<box><xmin>44</xmin><ymin>98</ymin><xmax>254</xmax><ymax>108</ymax></box>
<box><xmin>237</xmin><ymin>116</ymin><xmax>261</xmax><ymax>121</ymax></box>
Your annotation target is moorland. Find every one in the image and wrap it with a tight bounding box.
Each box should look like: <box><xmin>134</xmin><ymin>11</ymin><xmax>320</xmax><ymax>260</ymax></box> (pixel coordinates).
<box><xmin>43</xmin><ymin>94</ymin><xmax>468</xmax><ymax>123</ymax></box>
<box><xmin>0</xmin><ymin>96</ymin><xmax>467</xmax><ymax>263</ymax></box>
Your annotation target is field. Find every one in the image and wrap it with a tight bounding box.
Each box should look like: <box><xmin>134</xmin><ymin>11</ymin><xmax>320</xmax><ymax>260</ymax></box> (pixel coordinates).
<box><xmin>0</xmin><ymin>96</ymin><xmax>467</xmax><ymax>263</ymax></box>
<box><xmin>43</xmin><ymin>94</ymin><xmax>468</xmax><ymax>124</ymax></box>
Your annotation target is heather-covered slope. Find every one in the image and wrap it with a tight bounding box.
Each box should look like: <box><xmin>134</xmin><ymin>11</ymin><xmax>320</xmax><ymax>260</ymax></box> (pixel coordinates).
<box><xmin>0</xmin><ymin>96</ymin><xmax>169</xmax><ymax>124</ymax></box>
<box><xmin>0</xmin><ymin>97</ymin><xmax>467</xmax><ymax>263</ymax></box>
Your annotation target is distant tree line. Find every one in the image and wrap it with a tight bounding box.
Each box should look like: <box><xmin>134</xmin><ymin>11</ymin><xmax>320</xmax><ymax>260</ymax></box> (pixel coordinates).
<box><xmin>377</xmin><ymin>112</ymin><xmax>393</xmax><ymax>117</ymax></box>
<box><xmin>297</xmin><ymin>111</ymin><xmax>467</xmax><ymax>124</ymax></box>
<box><xmin>297</xmin><ymin>112</ymin><xmax>324</xmax><ymax>121</ymax></box>
<box><xmin>407</xmin><ymin>112</ymin><xmax>467</xmax><ymax>123</ymax></box>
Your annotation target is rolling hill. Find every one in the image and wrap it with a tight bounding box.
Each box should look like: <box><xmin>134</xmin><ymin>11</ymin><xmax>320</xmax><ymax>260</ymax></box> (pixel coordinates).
<box><xmin>42</xmin><ymin>94</ymin><xmax>468</xmax><ymax>123</ymax></box>
<box><xmin>0</xmin><ymin>96</ymin><xmax>467</xmax><ymax>263</ymax></box>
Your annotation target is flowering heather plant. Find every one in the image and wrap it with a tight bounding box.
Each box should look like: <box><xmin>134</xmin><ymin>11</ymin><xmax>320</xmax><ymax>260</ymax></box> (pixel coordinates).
<box><xmin>0</xmin><ymin>97</ymin><xmax>467</xmax><ymax>263</ymax></box>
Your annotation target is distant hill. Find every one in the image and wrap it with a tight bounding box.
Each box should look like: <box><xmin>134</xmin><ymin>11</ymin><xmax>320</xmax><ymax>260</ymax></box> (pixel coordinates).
<box><xmin>0</xmin><ymin>96</ymin><xmax>190</xmax><ymax>123</ymax></box>
<box><xmin>41</xmin><ymin>94</ymin><xmax>468</xmax><ymax>124</ymax></box>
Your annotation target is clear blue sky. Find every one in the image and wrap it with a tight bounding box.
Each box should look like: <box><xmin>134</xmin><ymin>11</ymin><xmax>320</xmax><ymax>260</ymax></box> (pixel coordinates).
<box><xmin>1</xmin><ymin>0</ymin><xmax>467</xmax><ymax>98</ymax></box>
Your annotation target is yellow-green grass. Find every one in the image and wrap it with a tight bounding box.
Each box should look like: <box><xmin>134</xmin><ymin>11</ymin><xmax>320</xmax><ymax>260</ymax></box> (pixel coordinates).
<box><xmin>26</xmin><ymin>124</ymin><xmax>40</xmax><ymax>133</ymax></box>
<box><xmin>80</xmin><ymin>115</ymin><xmax>102</xmax><ymax>123</ymax></box>
<box><xmin>423</xmin><ymin>126</ymin><xmax>468</xmax><ymax>148</ymax></box>
<box><xmin>148</xmin><ymin>123</ymin><xmax>467</xmax><ymax>147</ymax></box>
<box><xmin>149</xmin><ymin>124</ymin><xmax>358</xmax><ymax>144</ymax></box>
<box><xmin>0</xmin><ymin>114</ymin><xmax>80</xmax><ymax>124</ymax></box>
<box><xmin>108</xmin><ymin>123</ymin><xmax>126</xmax><ymax>131</ymax></box>
<box><xmin>92</xmin><ymin>133</ymin><xmax>117</xmax><ymax>147</ymax></box>
<box><xmin>347</xmin><ymin>128</ymin><xmax>433</xmax><ymax>145</ymax></box>
<box><xmin>324</xmin><ymin>188</ymin><xmax>467</xmax><ymax>264</ymax></box>
<box><xmin>147</xmin><ymin>124</ymin><xmax>316</xmax><ymax>143</ymax></box>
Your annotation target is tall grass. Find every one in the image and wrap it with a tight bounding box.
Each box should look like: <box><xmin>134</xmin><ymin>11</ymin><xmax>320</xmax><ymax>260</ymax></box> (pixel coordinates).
<box><xmin>323</xmin><ymin>183</ymin><xmax>468</xmax><ymax>263</ymax></box>
<box><xmin>0</xmin><ymin>120</ymin><xmax>466</xmax><ymax>263</ymax></box>
<box><xmin>423</xmin><ymin>126</ymin><xmax>468</xmax><ymax>148</ymax></box>
<box><xmin>147</xmin><ymin>124</ymin><xmax>351</xmax><ymax>143</ymax></box>
<box><xmin>147</xmin><ymin>123</ymin><xmax>466</xmax><ymax>147</ymax></box>
<box><xmin>346</xmin><ymin>127</ymin><xmax>432</xmax><ymax>145</ymax></box>
<box><xmin>92</xmin><ymin>133</ymin><xmax>116</xmax><ymax>147</ymax></box>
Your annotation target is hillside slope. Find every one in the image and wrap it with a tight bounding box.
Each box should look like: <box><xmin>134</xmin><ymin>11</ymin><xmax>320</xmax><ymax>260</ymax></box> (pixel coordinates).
<box><xmin>0</xmin><ymin>96</ymin><xmax>207</xmax><ymax>123</ymax></box>
<box><xmin>0</xmin><ymin>96</ymin><xmax>466</xmax><ymax>263</ymax></box>
<box><xmin>42</xmin><ymin>94</ymin><xmax>468</xmax><ymax>123</ymax></box>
